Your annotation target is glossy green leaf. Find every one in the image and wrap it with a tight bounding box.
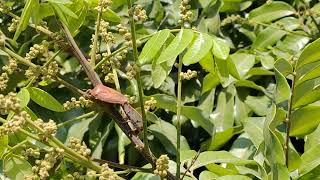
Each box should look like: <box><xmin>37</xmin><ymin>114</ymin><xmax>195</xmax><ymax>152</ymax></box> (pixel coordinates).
<box><xmin>304</xmin><ymin>124</ymin><xmax>320</xmax><ymax>151</ymax></box>
<box><xmin>27</xmin><ymin>87</ymin><xmax>64</xmax><ymax>112</ymax></box>
<box><xmin>243</xmin><ymin>117</ymin><xmax>265</xmax><ymax>148</ymax></box>
<box><xmin>235</xmin><ymin>80</ymin><xmax>265</xmax><ymax>92</ymax></box>
<box><xmin>217</xmin><ymin>175</ymin><xmax>252</xmax><ymax>180</ymax></box>
<box><xmin>216</xmin><ymin>57</ymin><xmax>233</xmax><ymax>87</ymax></box>
<box><xmin>252</xmin><ymin>17</ymin><xmax>300</xmax><ymax>49</ymax></box>
<box><xmin>16</xmin><ymin>88</ymin><xmax>30</xmax><ymax>108</ymax></box>
<box><xmin>249</xmin><ymin>1</ymin><xmax>295</xmax><ymax>23</ymax></box>
<box><xmin>183</xmin><ymin>33</ymin><xmax>213</xmax><ymax>65</ymax></box>
<box><xmin>139</xmin><ymin>29</ymin><xmax>171</xmax><ymax>65</ymax></box>
<box><xmin>199</xmin><ymin>52</ymin><xmax>215</xmax><ymax>73</ymax></box>
<box><xmin>297</xmin><ymin>64</ymin><xmax>320</xmax><ymax>86</ymax></box>
<box><xmin>212</xmin><ymin>37</ymin><xmax>230</xmax><ymax>60</ymax></box>
<box><xmin>290</xmin><ymin>106</ymin><xmax>320</xmax><ymax>136</ymax></box>
<box><xmin>146</xmin><ymin>94</ymin><xmax>215</xmax><ymax>134</ymax></box>
<box><xmin>92</xmin><ymin>122</ymin><xmax>114</xmax><ymax>159</ymax></box>
<box><xmin>274</xmin><ymin>68</ymin><xmax>291</xmax><ymax>104</ymax></box>
<box><xmin>258</xmin><ymin>54</ymin><xmax>274</xmax><ymax>70</ymax></box>
<box><xmin>149</xmin><ymin>120</ymin><xmax>190</xmax><ymax>155</ymax></box>
<box><xmin>156</xmin><ymin>29</ymin><xmax>194</xmax><ymax>64</ymax></box>
<box><xmin>199</xmin><ymin>171</ymin><xmax>219</xmax><ymax>180</ymax></box>
<box><xmin>296</xmin><ymin>38</ymin><xmax>320</xmax><ymax>69</ymax></box>
<box><xmin>292</xmin><ymin>85</ymin><xmax>320</xmax><ymax>109</ymax></box>
<box><xmin>276</xmin><ymin>32</ymin><xmax>309</xmax><ymax>53</ymax></box>
<box><xmin>245</xmin><ymin>95</ymin><xmax>272</xmax><ymax>116</ymax></box>
<box><xmin>228</xmin><ymin>53</ymin><xmax>255</xmax><ymax>79</ymax></box>
<box><xmin>202</xmin><ymin>72</ymin><xmax>219</xmax><ymax>94</ymax></box>
<box><xmin>13</xmin><ymin>0</ymin><xmax>37</xmax><ymax>41</ymax></box>
<box><xmin>3</xmin><ymin>154</ymin><xmax>32</xmax><ymax>179</ymax></box>
<box><xmin>191</xmin><ymin>151</ymin><xmax>256</xmax><ymax>170</ymax></box>
<box><xmin>152</xmin><ymin>56</ymin><xmax>175</xmax><ymax>88</ymax></box>
<box><xmin>299</xmin><ymin>144</ymin><xmax>320</xmax><ymax>176</ymax></box>
<box><xmin>274</xmin><ymin>58</ymin><xmax>293</xmax><ymax>77</ymax></box>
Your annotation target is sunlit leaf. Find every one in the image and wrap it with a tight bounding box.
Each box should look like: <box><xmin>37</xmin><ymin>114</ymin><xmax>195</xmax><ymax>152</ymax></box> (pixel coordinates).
<box><xmin>27</xmin><ymin>87</ymin><xmax>64</xmax><ymax>112</ymax></box>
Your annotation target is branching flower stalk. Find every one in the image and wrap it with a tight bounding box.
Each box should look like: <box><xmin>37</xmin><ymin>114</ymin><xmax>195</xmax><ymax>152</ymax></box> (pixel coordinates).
<box><xmin>126</xmin><ymin>0</ymin><xmax>149</xmax><ymax>155</ymax></box>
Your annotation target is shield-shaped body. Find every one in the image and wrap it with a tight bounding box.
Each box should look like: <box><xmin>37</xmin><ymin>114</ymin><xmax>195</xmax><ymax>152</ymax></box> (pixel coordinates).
<box><xmin>90</xmin><ymin>83</ymin><xmax>128</xmax><ymax>105</ymax></box>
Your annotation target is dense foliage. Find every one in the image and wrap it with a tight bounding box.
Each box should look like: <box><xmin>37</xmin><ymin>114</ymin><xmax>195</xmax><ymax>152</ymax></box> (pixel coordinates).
<box><xmin>0</xmin><ymin>0</ymin><xmax>320</xmax><ymax>179</ymax></box>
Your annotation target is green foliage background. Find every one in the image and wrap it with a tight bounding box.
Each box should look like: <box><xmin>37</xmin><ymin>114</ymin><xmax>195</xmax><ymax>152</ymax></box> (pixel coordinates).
<box><xmin>1</xmin><ymin>0</ymin><xmax>320</xmax><ymax>179</ymax></box>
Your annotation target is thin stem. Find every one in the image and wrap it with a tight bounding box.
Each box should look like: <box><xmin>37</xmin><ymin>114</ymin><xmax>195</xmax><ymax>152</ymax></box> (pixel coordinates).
<box><xmin>285</xmin><ymin>73</ymin><xmax>296</xmax><ymax>167</ymax></box>
<box><xmin>93</xmin><ymin>158</ymin><xmax>152</xmax><ymax>173</ymax></box>
<box><xmin>57</xmin><ymin>111</ymin><xmax>96</xmax><ymax>128</ymax></box>
<box><xmin>9</xmin><ymin>139</ymin><xmax>28</xmax><ymax>152</ymax></box>
<box><xmin>126</xmin><ymin>0</ymin><xmax>149</xmax><ymax>154</ymax></box>
<box><xmin>181</xmin><ymin>151</ymin><xmax>200</xmax><ymax>179</ymax></box>
<box><xmin>252</xmin><ymin>21</ymin><xmax>310</xmax><ymax>37</ymax></box>
<box><xmin>2</xmin><ymin>47</ymin><xmax>37</xmax><ymax>68</ymax></box>
<box><xmin>176</xmin><ymin>55</ymin><xmax>183</xmax><ymax>179</ymax></box>
<box><xmin>90</xmin><ymin>4</ymin><xmax>103</xmax><ymax>67</ymax></box>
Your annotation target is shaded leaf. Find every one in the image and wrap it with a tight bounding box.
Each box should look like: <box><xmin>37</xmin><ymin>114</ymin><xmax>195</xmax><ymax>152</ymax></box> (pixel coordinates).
<box><xmin>3</xmin><ymin>154</ymin><xmax>32</xmax><ymax>179</ymax></box>
<box><xmin>274</xmin><ymin>68</ymin><xmax>291</xmax><ymax>104</ymax></box>
<box><xmin>290</xmin><ymin>106</ymin><xmax>320</xmax><ymax>136</ymax></box>
<box><xmin>296</xmin><ymin>37</ymin><xmax>320</xmax><ymax>69</ymax></box>
<box><xmin>16</xmin><ymin>88</ymin><xmax>30</xmax><ymax>109</ymax></box>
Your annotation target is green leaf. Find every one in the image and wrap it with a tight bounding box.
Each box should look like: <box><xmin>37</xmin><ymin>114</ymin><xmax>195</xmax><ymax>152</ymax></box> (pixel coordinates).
<box><xmin>274</xmin><ymin>68</ymin><xmax>291</xmax><ymax>104</ymax></box>
<box><xmin>199</xmin><ymin>171</ymin><xmax>219</xmax><ymax>180</ymax></box>
<box><xmin>16</xmin><ymin>88</ymin><xmax>30</xmax><ymax>109</ymax></box>
<box><xmin>156</xmin><ymin>29</ymin><xmax>194</xmax><ymax>64</ymax></box>
<box><xmin>296</xmin><ymin>37</ymin><xmax>320</xmax><ymax>69</ymax></box>
<box><xmin>202</xmin><ymin>73</ymin><xmax>219</xmax><ymax>94</ymax></box>
<box><xmin>139</xmin><ymin>29</ymin><xmax>171</xmax><ymax>65</ymax></box>
<box><xmin>212</xmin><ymin>37</ymin><xmax>230</xmax><ymax>60</ymax></box>
<box><xmin>199</xmin><ymin>52</ymin><xmax>215</xmax><ymax>73</ymax></box>
<box><xmin>290</xmin><ymin>106</ymin><xmax>320</xmax><ymax>136</ymax></box>
<box><xmin>228</xmin><ymin>53</ymin><xmax>255</xmax><ymax>79</ymax></box>
<box><xmin>252</xmin><ymin>17</ymin><xmax>300</xmax><ymax>49</ymax></box>
<box><xmin>292</xmin><ymin>85</ymin><xmax>320</xmax><ymax>109</ymax></box>
<box><xmin>245</xmin><ymin>95</ymin><xmax>272</xmax><ymax>116</ymax></box>
<box><xmin>0</xmin><ymin>135</ymin><xmax>8</xmax><ymax>159</ymax></box>
<box><xmin>235</xmin><ymin>80</ymin><xmax>265</xmax><ymax>92</ymax></box>
<box><xmin>27</xmin><ymin>87</ymin><xmax>64</xmax><ymax>112</ymax></box>
<box><xmin>274</xmin><ymin>58</ymin><xmax>293</xmax><ymax>77</ymax></box>
<box><xmin>56</xmin><ymin>3</ymin><xmax>78</xmax><ymax>19</ymax></box>
<box><xmin>191</xmin><ymin>151</ymin><xmax>256</xmax><ymax>171</ymax></box>
<box><xmin>249</xmin><ymin>1</ymin><xmax>295</xmax><ymax>23</ymax></box>
<box><xmin>304</xmin><ymin>124</ymin><xmax>320</xmax><ymax>151</ymax></box>
<box><xmin>66</xmin><ymin>113</ymin><xmax>101</xmax><ymax>143</ymax></box>
<box><xmin>296</xmin><ymin>64</ymin><xmax>320</xmax><ymax>86</ymax></box>
<box><xmin>243</xmin><ymin>117</ymin><xmax>265</xmax><ymax>148</ymax></box>
<box><xmin>3</xmin><ymin>154</ymin><xmax>32</xmax><ymax>179</ymax></box>
<box><xmin>216</xmin><ymin>57</ymin><xmax>233</xmax><ymax>87</ymax></box>
<box><xmin>149</xmin><ymin>120</ymin><xmax>190</xmax><ymax>155</ymax></box>
<box><xmin>183</xmin><ymin>33</ymin><xmax>213</xmax><ymax>65</ymax></box>
<box><xmin>146</xmin><ymin>94</ymin><xmax>215</xmax><ymax>134</ymax></box>
<box><xmin>152</xmin><ymin>56</ymin><xmax>175</xmax><ymax>88</ymax></box>
<box><xmin>299</xmin><ymin>144</ymin><xmax>320</xmax><ymax>176</ymax></box>
<box><xmin>92</xmin><ymin>121</ymin><xmax>114</xmax><ymax>159</ymax></box>
<box><xmin>102</xmin><ymin>9</ymin><xmax>121</xmax><ymax>23</ymax></box>
<box><xmin>258</xmin><ymin>54</ymin><xmax>274</xmax><ymax>70</ymax></box>
<box><xmin>276</xmin><ymin>32</ymin><xmax>309</xmax><ymax>53</ymax></box>
<box><xmin>217</xmin><ymin>175</ymin><xmax>252</xmax><ymax>180</ymax></box>
<box><xmin>13</xmin><ymin>0</ymin><xmax>37</xmax><ymax>41</ymax></box>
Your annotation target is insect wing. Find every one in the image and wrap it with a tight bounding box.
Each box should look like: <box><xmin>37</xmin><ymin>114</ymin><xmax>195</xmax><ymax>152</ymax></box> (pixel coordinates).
<box><xmin>122</xmin><ymin>103</ymin><xmax>143</xmax><ymax>132</ymax></box>
<box><xmin>91</xmin><ymin>84</ymin><xmax>127</xmax><ymax>104</ymax></box>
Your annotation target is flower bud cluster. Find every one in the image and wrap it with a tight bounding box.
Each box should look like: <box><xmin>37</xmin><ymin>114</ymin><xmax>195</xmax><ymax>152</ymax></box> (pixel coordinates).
<box><xmin>64</xmin><ymin>172</ymin><xmax>84</xmax><ymax>180</ymax></box>
<box><xmin>179</xmin><ymin>0</ymin><xmax>192</xmax><ymax>24</ymax></box>
<box><xmin>221</xmin><ymin>15</ymin><xmax>247</xmax><ymax>26</ymax></box>
<box><xmin>25</xmin><ymin>43</ymin><xmax>47</xmax><ymax>62</ymax></box>
<box><xmin>144</xmin><ymin>97</ymin><xmax>157</xmax><ymax>112</ymax></box>
<box><xmin>104</xmin><ymin>72</ymin><xmax>115</xmax><ymax>83</ymax></box>
<box><xmin>0</xmin><ymin>111</ymin><xmax>30</xmax><ymax>137</ymax></box>
<box><xmin>23</xmin><ymin>148</ymin><xmax>41</xmax><ymax>158</ymax></box>
<box><xmin>34</xmin><ymin>119</ymin><xmax>58</xmax><ymax>140</ymax></box>
<box><xmin>100</xmin><ymin>20</ymin><xmax>115</xmax><ymax>44</ymax></box>
<box><xmin>86</xmin><ymin>170</ymin><xmax>97</xmax><ymax>180</ymax></box>
<box><xmin>41</xmin><ymin>61</ymin><xmax>59</xmax><ymax>81</ymax></box>
<box><xmin>99</xmin><ymin>163</ymin><xmax>120</xmax><ymax>180</ymax></box>
<box><xmin>25</xmin><ymin>66</ymin><xmax>41</xmax><ymax>80</ymax></box>
<box><xmin>154</xmin><ymin>155</ymin><xmax>169</xmax><ymax>179</ymax></box>
<box><xmin>180</xmin><ymin>69</ymin><xmax>197</xmax><ymax>80</ymax></box>
<box><xmin>125</xmin><ymin>63</ymin><xmax>137</xmax><ymax>80</ymax></box>
<box><xmin>25</xmin><ymin>147</ymin><xmax>64</xmax><ymax>180</ymax></box>
<box><xmin>0</xmin><ymin>31</ymin><xmax>5</xmax><ymax>46</ymax></box>
<box><xmin>0</xmin><ymin>72</ymin><xmax>8</xmax><ymax>91</ymax></box>
<box><xmin>63</xmin><ymin>97</ymin><xmax>93</xmax><ymax>110</ymax></box>
<box><xmin>96</xmin><ymin>0</ymin><xmax>112</xmax><ymax>13</ymax></box>
<box><xmin>8</xmin><ymin>18</ymin><xmax>19</xmax><ymax>32</ymax></box>
<box><xmin>117</xmin><ymin>24</ymin><xmax>131</xmax><ymax>46</ymax></box>
<box><xmin>0</xmin><ymin>1</ymin><xmax>10</xmax><ymax>13</ymax></box>
<box><xmin>0</xmin><ymin>92</ymin><xmax>21</xmax><ymax>115</ymax></box>
<box><xmin>124</xmin><ymin>94</ymin><xmax>136</xmax><ymax>104</ymax></box>
<box><xmin>101</xmin><ymin>50</ymin><xmax>127</xmax><ymax>73</ymax></box>
<box><xmin>2</xmin><ymin>57</ymin><xmax>18</xmax><ymax>74</ymax></box>
<box><xmin>68</xmin><ymin>137</ymin><xmax>91</xmax><ymax>157</ymax></box>
<box><xmin>133</xmin><ymin>5</ymin><xmax>147</xmax><ymax>22</ymax></box>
